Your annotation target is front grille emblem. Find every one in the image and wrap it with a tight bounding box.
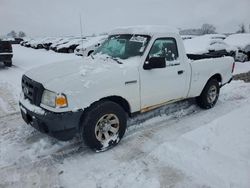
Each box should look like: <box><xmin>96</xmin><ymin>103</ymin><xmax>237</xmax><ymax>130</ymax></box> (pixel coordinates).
<box><xmin>23</xmin><ymin>87</ymin><xmax>29</xmax><ymax>95</ymax></box>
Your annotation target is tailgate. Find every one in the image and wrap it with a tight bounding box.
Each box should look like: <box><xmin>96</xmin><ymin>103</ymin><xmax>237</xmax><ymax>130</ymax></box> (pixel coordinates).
<box><xmin>0</xmin><ymin>41</ymin><xmax>13</xmax><ymax>53</ymax></box>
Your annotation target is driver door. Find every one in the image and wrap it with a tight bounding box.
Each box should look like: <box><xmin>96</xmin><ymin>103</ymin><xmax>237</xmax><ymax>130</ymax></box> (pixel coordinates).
<box><xmin>139</xmin><ymin>38</ymin><xmax>189</xmax><ymax>111</ymax></box>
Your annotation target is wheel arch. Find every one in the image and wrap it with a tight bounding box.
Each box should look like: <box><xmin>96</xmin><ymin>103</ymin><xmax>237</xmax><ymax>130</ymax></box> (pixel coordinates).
<box><xmin>79</xmin><ymin>95</ymin><xmax>131</xmax><ymax>125</ymax></box>
<box><xmin>101</xmin><ymin>95</ymin><xmax>131</xmax><ymax>116</ymax></box>
<box><xmin>78</xmin><ymin>95</ymin><xmax>131</xmax><ymax>134</ymax></box>
<box><xmin>209</xmin><ymin>73</ymin><xmax>222</xmax><ymax>84</ymax></box>
<box><xmin>198</xmin><ymin>73</ymin><xmax>222</xmax><ymax>96</ymax></box>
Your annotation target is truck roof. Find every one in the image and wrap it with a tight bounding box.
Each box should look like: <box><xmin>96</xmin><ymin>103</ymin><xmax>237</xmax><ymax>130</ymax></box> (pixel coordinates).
<box><xmin>109</xmin><ymin>25</ymin><xmax>179</xmax><ymax>36</ymax></box>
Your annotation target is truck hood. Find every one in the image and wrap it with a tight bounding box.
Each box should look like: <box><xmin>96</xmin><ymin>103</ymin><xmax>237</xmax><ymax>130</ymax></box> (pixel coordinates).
<box><xmin>25</xmin><ymin>55</ymin><xmax>140</xmax><ymax>92</ymax></box>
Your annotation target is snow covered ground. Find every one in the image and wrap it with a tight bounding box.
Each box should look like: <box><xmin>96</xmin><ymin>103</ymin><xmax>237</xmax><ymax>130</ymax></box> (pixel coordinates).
<box><xmin>0</xmin><ymin>45</ymin><xmax>250</xmax><ymax>187</ymax></box>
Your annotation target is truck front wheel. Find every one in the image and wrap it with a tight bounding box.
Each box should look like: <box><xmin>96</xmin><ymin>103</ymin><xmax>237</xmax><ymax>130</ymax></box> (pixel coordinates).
<box><xmin>80</xmin><ymin>100</ymin><xmax>127</xmax><ymax>151</ymax></box>
<box><xmin>196</xmin><ymin>79</ymin><xmax>220</xmax><ymax>109</ymax></box>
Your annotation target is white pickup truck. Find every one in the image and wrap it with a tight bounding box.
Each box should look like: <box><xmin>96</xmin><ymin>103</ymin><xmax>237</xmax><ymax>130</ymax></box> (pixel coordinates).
<box><xmin>19</xmin><ymin>26</ymin><xmax>234</xmax><ymax>151</ymax></box>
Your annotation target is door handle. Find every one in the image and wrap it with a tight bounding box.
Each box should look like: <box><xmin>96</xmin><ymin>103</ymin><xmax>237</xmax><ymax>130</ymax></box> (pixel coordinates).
<box><xmin>178</xmin><ymin>70</ymin><xmax>184</xmax><ymax>75</ymax></box>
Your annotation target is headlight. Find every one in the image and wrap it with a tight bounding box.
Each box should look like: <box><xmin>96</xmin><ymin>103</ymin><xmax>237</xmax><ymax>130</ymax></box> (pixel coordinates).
<box><xmin>41</xmin><ymin>89</ymin><xmax>68</xmax><ymax>108</ymax></box>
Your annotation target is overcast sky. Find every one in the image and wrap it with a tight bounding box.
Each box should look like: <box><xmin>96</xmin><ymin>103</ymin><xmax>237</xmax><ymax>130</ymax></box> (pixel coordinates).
<box><xmin>0</xmin><ymin>0</ymin><xmax>249</xmax><ymax>37</ymax></box>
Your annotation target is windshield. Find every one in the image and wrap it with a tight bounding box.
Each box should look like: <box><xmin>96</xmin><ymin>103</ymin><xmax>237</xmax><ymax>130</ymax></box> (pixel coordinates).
<box><xmin>93</xmin><ymin>34</ymin><xmax>151</xmax><ymax>59</ymax></box>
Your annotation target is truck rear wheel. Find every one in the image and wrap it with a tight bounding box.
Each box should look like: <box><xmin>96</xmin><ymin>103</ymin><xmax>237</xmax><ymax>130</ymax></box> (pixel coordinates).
<box><xmin>4</xmin><ymin>61</ymin><xmax>12</xmax><ymax>67</ymax></box>
<box><xmin>81</xmin><ymin>100</ymin><xmax>127</xmax><ymax>151</ymax></box>
<box><xmin>196</xmin><ymin>79</ymin><xmax>220</xmax><ymax>109</ymax></box>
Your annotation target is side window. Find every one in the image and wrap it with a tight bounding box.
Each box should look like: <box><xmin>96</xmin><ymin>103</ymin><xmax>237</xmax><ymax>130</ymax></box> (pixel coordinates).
<box><xmin>148</xmin><ymin>38</ymin><xmax>179</xmax><ymax>62</ymax></box>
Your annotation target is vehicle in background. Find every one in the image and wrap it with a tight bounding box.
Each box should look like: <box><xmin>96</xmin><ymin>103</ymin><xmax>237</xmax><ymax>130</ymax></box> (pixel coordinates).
<box><xmin>42</xmin><ymin>37</ymin><xmax>62</xmax><ymax>50</ymax></box>
<box><xmin>184</xmin><ymin>34</ymin><xmax>237</xmax><ymax>59</ymax></box>
<box><xmin>20</xmin><ymin>41</ymin><xmax>26</xmax><ymax>46</ymax></box>
<box><xmin>19</xmin><ymin>26</ymin><xmax>234</xmax><ymax>151</ymax></box>
<box><xmin>49</xmin><ymin>37</ymin><xmax>75</xmax><ymax>51</ymax></box>
<box><xmin>30</xmin><ymin>37</ymin><xmax>54</xmax><ymax>49</ymax></box>
<box><xmin>75</xmin><ymin>35</ymin><xmax>107</xmax><ymax>56</ymax></box>
<box><xmin>28</xmin><ymin>38</ymin><xmax>42</xmax><ymax>48</ymax></box>
<box><xmin>20</xmin><ymin>38</ymin><xmax>30</xmax><ymax>46</ymax></box>
<box><xmin>12</xmin><ymin>38</ymin><xmax>23</xmax><ymax>44</ymax></box>
<box><xmin>23</xmin><ymin>39</ymin><xmax>35</xmax><ymax>47</ymax></box>
<box><xmin>56</xmin><ymin>38</ymin><xmax>86</xmax><ymax>53</ymax></box>
<box><xmin>0</xmin><ymin>40</ymin><xmax>13</xmax><ymax>67</ymax></box>
<box><xmin>224</xmin><ymin>33</ymin><xmax>250</xmax><ymax>62</ymax></box>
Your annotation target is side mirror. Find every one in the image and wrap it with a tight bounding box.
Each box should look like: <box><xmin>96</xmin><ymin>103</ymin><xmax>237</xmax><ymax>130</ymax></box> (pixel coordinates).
<box><xmin>143</xmin><ymin>57</ymin><xmax>166</xmax><ymax>70</ymax></box>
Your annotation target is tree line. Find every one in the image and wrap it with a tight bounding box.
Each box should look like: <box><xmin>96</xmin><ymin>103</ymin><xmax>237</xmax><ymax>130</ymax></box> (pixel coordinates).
<box><xmin>4</xmin><ymin>23</ymin><xmax>250</xmax><ymax>38</ymax></box>
<box><xmin>180</xmin><ymin>23</ymin><xmax>250</xmax><ymax>35</ymax></box>
<box><xmin>6</xmin><ymin>30</ymin><xmax>26</xmax><ymax>38</ymax></box>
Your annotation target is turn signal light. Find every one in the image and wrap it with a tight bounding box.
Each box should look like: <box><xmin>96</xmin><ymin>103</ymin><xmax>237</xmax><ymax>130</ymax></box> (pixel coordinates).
<box><xmin>56</xmin><ymin>95</ymin><xmax>68</xmax><ymax>108</ymax></box>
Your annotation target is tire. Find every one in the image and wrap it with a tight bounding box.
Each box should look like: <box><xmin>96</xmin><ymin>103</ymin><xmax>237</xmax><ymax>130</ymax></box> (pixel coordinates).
<box><xmin>80</xmin><ymin>100</ymin><xmax>127</xmax><ymax>151</ymax></box>
<box><xmin>196</xmin><ymin>79</ymin><xmax>220</xmax><ymax>109</ymax></box>
<box><xmin>4</xmin><ymin>61</ymin><xmax>12</xmax><ymax>67</ymax></box>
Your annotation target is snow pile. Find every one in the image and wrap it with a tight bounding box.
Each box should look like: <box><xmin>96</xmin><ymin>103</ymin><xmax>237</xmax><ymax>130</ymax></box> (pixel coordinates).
<box><xmin>184</xmin><ymin>34</ymin><xmax>234</xmax><ymax>54</ymax></box>
<box><xmin>224</xmin><ymin>33</ymin><xmax>250</xmax><ymax>50</ymax></box>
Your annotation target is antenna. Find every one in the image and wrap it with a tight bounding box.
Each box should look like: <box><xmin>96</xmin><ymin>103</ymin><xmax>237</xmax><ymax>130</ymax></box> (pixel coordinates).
<box><xmin>79</xmin><ymin>14</ymin><xmax>84</xmax><ymax>55</ymax></box>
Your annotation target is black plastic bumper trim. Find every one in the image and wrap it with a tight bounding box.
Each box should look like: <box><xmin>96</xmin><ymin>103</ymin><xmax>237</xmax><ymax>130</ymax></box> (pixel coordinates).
<box><xmin>20</xmin><ymin>103</ymin><xmax>83</xmax><ymax>141</ymax></box>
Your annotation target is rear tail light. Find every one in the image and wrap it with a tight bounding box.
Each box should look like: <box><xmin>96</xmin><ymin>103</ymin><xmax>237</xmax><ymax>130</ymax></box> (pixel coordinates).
<box><xmin>232</xmin><ymin>62</ymin><xmax>235</xmax><ymax>73</ymax></box>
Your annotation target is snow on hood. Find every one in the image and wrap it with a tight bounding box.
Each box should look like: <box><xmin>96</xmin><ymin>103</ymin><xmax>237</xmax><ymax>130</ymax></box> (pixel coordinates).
<box><xmin>25</xmin><ymin>55</ymin><xmax>139</xmax><ymax>90</ymax></box>
<box><xmin>224</xmin><ymin>33</ymin><xmax>250</xmax><ymax>50</ymax></box>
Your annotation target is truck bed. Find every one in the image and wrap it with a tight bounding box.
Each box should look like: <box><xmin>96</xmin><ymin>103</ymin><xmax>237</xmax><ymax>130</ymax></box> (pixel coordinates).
<box><xmin>187</xmin><ymin>50</ymin><xmax>233</xmax><ymax>60</ymax></box>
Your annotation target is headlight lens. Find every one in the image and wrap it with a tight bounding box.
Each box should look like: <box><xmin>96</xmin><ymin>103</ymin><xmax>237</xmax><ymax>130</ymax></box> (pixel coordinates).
<box><xmin>41</xmin><ymin>90</ymin><xmax>68</xmax><ymax>108</ymax></box>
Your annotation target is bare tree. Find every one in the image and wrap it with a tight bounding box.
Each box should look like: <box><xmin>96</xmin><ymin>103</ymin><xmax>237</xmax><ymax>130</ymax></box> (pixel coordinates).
<box><xmin>237</xmin><ymin>24</ymin><xmax>246</xmax><ymax>33</ymax></box>
<box><xmin>201</xmin><ymin>24</ymin><xmax>216</xmax><ymax>34</ymax></box>
<box><xmin>7</xmin><ymin>30</ymin><xmax>17</xmax><ymax>38</ymax></box>
<box><xmin>18</xmin><ymin>31</ymin><xmax>26</xmax><ymax>38</ymax></box>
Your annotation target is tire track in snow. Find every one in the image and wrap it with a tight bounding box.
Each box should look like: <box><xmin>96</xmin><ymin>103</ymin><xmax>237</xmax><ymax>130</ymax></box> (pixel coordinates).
<box><xmin>0</xmin><ymin>83</ymin><xmax>19</xmax><ymax>117</ymax></box>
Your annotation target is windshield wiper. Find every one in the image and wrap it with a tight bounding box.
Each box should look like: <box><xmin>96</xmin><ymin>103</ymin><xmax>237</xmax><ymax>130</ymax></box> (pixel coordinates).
<box><xmin>90</xmin><ymin>54</ymin><xmax>94</xmax><ymax>59</ymax></box>
<box><xmin>109</xmin><ymin>57</ymin><xmax>123</xmax><ymax>64</ymax></box>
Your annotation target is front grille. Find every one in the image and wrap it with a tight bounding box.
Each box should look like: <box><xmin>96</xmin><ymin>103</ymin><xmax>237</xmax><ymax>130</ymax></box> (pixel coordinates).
<box><xmin>22</xmin><ymin>75</ymin><xmax>44</xmax><ymax>106</ymax></box>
